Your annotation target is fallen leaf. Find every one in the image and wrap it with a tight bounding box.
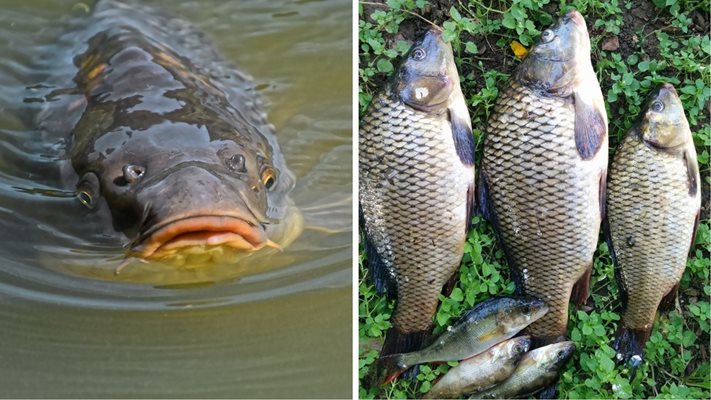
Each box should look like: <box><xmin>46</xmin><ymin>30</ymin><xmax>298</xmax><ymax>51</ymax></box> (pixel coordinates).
<box><xmin>510</xmin><ymin>40</ymin><xmax>528</xmax><ymax>59</ymax></box>
<box><xmin>601</xmin><ymin>36</ymin><xmax>620</xmax><ymax>51</ymax></box>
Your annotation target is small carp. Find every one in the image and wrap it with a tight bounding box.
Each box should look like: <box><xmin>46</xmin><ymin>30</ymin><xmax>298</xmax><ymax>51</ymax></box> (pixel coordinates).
<box><xmin>359</xmin><ymin>27</ymin><xmax>475</xmax><ymax>361</ymax></box>
<box><xmin>379</xmin><ymin>297</ymin><xmax>547</xmax><ymax>383</ymax></box>
<box><xmin>607</xmin><ymin>84</ymin><xmax>701</xmax><ymax>370</ymax></box>
<box><xmin>424</xmin><ymin>336</ymin><xmax>531</xmax><ymax>399</ymax></box>
<box><xmin>478</xmin><ymin>10</ymin><xmax>608</xmax><ymax>345</ymax></box>
<box><xmin>471</xmin><ymin>341</ymin><xmax>575</xmax><ymax>399</ymax></box>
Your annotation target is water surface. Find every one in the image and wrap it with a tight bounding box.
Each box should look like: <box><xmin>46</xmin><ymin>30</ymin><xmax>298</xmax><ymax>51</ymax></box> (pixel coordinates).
<box><xmin>0</xmin><ymin>0</ymin><xmax>352</xmax><ymax>397</ymax></box>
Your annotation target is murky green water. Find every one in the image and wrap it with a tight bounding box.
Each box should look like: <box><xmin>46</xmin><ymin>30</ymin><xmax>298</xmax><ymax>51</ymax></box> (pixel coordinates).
<box><xmin>0</xmin><ymin>0</ymin><xmax>352</xmax><ymax>397</ymax></box>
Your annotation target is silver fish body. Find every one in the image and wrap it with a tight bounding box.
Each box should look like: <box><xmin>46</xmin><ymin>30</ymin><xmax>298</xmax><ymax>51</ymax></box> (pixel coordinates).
<box><xmin>470</xmin><ymin>341</ymin><xmax>575</xmax><ymax>399</ymax></box>
<box><xmin>424</xmin><ymin>336</ymin><xmax>531</xmax><ymax>399</ymax></box>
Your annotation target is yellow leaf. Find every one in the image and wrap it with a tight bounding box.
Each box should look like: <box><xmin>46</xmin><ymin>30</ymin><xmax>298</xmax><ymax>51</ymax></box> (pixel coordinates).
<box><xmin>510</xmin><ymin>40</ymin><xmax>528</xmax><ymax>60</ymax></box>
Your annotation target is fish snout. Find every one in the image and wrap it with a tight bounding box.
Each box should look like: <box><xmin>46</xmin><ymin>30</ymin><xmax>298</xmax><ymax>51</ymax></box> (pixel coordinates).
<box><xmin>131</xmin><ymin>165</ymin><xmax>276</xmax><ymax>259</ymax></box>
<box><xmin>660</xmin><ymin>82</ymin><xmax>678</xmax><ymax>96</ymax></box>
<box><xmin>565</xmin><ymin>10</ymin><xmax>586</xmax><ymax>27</ymax></box>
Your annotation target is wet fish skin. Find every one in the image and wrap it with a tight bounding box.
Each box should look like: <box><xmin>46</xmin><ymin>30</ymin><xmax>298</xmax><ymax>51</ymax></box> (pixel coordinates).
<box><xmin>479</xmin><ymin>10</ymin><xmax>608</xmax><ymax>344</ymax></box>
<box><xmin>378</xmin><ymin>297</ymin><xmax>547</xmax><ymax>383</ymax></box>
<box><xmin>40</xmin><ymin>1</ymin><xmax>301</xmax><ymax>264</ymax></box>
<box><xmin>424</xmin><ymin>336</ymin><xmax>531</xmax><ymax>399</ymax></box>
<box><xmin>359</xmin><ymin>27</ymin><xmax>475</xmax><ymax>359</ymax></box>
<box><xmin>470</xmin><ymin>341</ymin><xmax>575</xmax><ymax>399</ymax></box>
<box><xmin>607</xmin><ymin>84</ymin><xmax>701</xmax><ymax>367</ymax></box>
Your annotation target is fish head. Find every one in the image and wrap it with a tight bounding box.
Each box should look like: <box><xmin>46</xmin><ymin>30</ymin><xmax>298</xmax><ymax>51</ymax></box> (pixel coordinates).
<box><xmin>638</xmin><ymin>83</ymin><xmax>691</xmax><ymax>150</ymax></box>
<box><xmin>517</xmin><ymin>10</ymin><xmax>590</xmax><ymax>95</ymax></box>
<box><xmin>74</xmin><ymin>121</ymin><xmax>301</xmax><ymax>264</ymax></box>
<box><xmin>532</xmin><ymin>341</ymin><xmax>576</xmax><ymax>372</ymax></box>
<box><xmin>497</xmin><ymin>335</ymin><xmax>531</xmax><ymax>362</ymax></box>
<box><xmin>394</xmin><ymin>27</ymin><xmax>457</xmax><ymax>112</ymax></box>
<box><xmin>497</xmin><ymin>297</ymin><xmax>549</xmax><ymax>333</ymax></box>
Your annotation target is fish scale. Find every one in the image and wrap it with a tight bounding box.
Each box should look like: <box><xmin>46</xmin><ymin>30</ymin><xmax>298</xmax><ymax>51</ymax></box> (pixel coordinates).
<box><xmin>360</xmin><ymin>93</ymin><xmax>472</xmax><ymax>334</ymax></box>
<box><xmin>608</xmin><ymin>131</ymin><xmax>698</xmax><ymax>331</ymax></box>
<box><xmin>481</xmin><ymin>80</ymin><xmax>604</xmax><ymax>340</ymax></box>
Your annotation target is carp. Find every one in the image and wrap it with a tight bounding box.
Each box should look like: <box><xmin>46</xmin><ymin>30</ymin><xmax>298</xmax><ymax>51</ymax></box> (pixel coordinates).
<box><xmin>607</xmin><ymin>84</ymin><xmax>701</xmax><ymax>371</ymax></box>
<box><xmin>359</xmin><ymin>27</ymin><xmax>475</xmax><ymax>361</ymax></box>
<box><xmin>471</xmin><ymin>341</ymin><xmax>575</xmax><ymax>399</ymax></box>
<box><xmin>424</xmin><ymin>336</ymin><xmax>531</xmax><ymax>399</ymax></box>
<box><xmin>379</xmin><ymin>297</ymin><xmax>546</xmax><ymax>383</ymax></box>
<box><xmin>478</xmin><ymin>10</ymin><xmax>608</xmax><ymax>345</ymax></box>
<box><xmin>38</xmin><ymin>1</ymin><xmax>302</xmax><ymax>267</ymax></box>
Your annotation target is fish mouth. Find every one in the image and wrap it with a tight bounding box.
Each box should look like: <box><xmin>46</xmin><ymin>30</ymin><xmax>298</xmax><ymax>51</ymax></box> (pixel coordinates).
<box><xmin>132</xmin><ymin>215</ymin><xmax>280</xmax><ymax>259</ymax></box>
<box><xmin>566</xmin><ymin>10</ymin><xmax>585</xmax><ymax>27</ymax></box>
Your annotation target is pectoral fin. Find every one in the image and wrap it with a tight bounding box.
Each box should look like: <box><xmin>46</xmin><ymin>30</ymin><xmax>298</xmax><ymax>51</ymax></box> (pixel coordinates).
<box><xmin>449</xmin><ymin>105</ymin><xmax>475</xmax><ymax>167</ymax></box>
<box><xmin>684</xmin><ymin>147</ymin><xmax>699</xmax><ymax>197</ymax></box>
<box><xmin>574</xmin><ymin>91</ymin><xmax>607</xmax><ymax>160</ymax></box>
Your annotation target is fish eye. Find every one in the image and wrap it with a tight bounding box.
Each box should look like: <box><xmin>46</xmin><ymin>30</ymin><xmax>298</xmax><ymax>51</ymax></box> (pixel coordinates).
<box><xmin>651</xmin><ymin>100</ymin><xmax>664</xmax><ymax>112</ymax></box>
<box><xmin>77</xmin><ymin>190</ymin><xmax>94</xmax><ymax>209</ymax></box>
<box><xmin>261</xmin><ymin>167</ymin><xmax>277</xmax><ymax>190</ymax></box>
<box><xmin>556</xmin><ymin>350</ymin><xmax>564</xmax><ymax>358</ymax></box>
<box><xmin>411</xmin><ymin>47</ymin><xmax>426</xmax><ymax>61</ymax></box>
<box><xmin>541</xmin><ymin>29</ymin><xmax>554</xmax><ymax>43</ymax></box>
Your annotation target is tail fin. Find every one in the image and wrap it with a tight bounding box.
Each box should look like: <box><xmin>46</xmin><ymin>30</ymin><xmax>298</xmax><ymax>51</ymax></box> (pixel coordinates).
<box><xmin>612</xmin><ymin>324</ymin><xmax>650</xmax><ymax>378</ymax></box>
<box><xmin>375</xmin><ymin>328</ymin><xmax>430</xmax><ymax>385</ymax></box>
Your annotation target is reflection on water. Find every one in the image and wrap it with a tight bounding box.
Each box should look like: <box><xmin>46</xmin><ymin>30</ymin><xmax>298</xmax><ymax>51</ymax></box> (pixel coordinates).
<box><xmin>0</xmin><ymin>0</ymin><xmax>351</xmax><ymax>397</ymax></box>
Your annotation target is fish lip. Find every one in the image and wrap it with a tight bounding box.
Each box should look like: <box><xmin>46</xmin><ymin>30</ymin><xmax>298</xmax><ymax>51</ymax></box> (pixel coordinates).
<box><xmin>565</xmin><ymin>10</ymin><xmax>585</xmax><ymax>27</ymax></box>
<box><xmin>660</xmin><ymin>83</ymin><xmax>678</xmax><ymax>95</ymax></box>
<box><xmin>131</xmin><ymin>213</ymin><xmax>269</xmax><ymax>259</ymax></box>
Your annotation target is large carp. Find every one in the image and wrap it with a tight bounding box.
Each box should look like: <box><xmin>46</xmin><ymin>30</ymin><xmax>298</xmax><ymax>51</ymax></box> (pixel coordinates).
<box><xmin>359</xmin><ymin>27</ymin><xmax>475</xmax><ymax>361</ymax></box>
<box><xmin>38</xmin><ymin>1</ymin><xmax>302</xmax><ymax>267</ymax></box>
<box><xmin>478</xmin><ymin>10</ymin><xmax>608</xmax><ymax>345</ymax></box>
<box><xmin>607</xmin><ymin>84</ymin><xmax>700</xmax><ymax>370</ymax></box>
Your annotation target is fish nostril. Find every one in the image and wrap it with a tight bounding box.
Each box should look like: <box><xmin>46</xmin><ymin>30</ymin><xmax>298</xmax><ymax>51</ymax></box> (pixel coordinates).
<box><xmin>227</xmin><ymin>154</ymin><xmax>246</xmax><ymax>172</ymax></box>
<box><xmin>121</xmin><ymin>164</ymin><xmax>145</xmax><ymax>184</ymax></box>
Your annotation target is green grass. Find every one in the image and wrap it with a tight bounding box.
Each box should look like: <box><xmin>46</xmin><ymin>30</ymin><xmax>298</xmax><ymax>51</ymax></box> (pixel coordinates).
<box><xmin>359</xmin><ymin>0</ymin><xmax>710</xmax><ymax>398</ymax></box>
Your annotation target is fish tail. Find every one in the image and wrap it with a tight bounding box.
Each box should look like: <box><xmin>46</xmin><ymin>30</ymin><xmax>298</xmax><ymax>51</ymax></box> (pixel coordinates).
<box><xmin>375</xmin><ymin>354</ymin><xmax>408</xmax><ymax>385</ymax></box>
<box><xmin>612</xmin><ymin>324</ymin><xmax>650</xmax><ymax>371</ymax></box>
<box><xmin>376</xmin><ymin>328</ymin><xmax>430</xmax><ymax>384</ymax></box>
